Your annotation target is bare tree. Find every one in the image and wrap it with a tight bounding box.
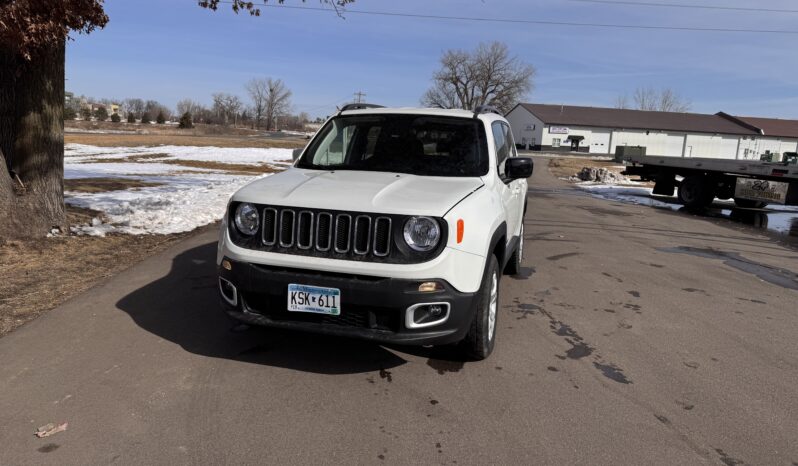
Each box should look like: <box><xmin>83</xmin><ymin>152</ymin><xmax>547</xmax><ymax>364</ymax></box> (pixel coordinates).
<box><xmin>617</xmin><ymin>87</ymin><xmax>691</xmax><ymax>112</ymax></box>
<box><xmin>421</xmin><ymin>42</ymin><xmax>535</xmax><ymax>114</ymax></box>
<box><xmin>263</xmin><ymin>78</ymin><xmax>292</xmax><ymax>130</ymax></box>
<box><xmin>176</xmin><ymin>99</ymin><xmax>203</xmax><ymax>118</ymax></box>
<box><xmin>124</xmin><ymin>98</ymin><xmax>145</xmax><ymax>118</ymax></box>
<box><xmin>614</xmin><ymin>94</ymin><xmax>630</xmax><ymax>110</ymax></box>
<box><xmin>246</xmin><ymin>78</ymin><xmax>268</xmax><ymax>129</ymax></box>
<box><xmin>212</xmin><ymin>93</ymin><xmax>243</xmax><ymax>126</ymax></box>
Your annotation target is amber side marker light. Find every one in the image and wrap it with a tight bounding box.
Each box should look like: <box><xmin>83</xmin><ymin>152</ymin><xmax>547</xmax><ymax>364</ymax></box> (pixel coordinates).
<box><xmin>222</xmin><ymin>260</ymin><xmax>232</xmax><ymax>271</ymax></box>
<box><xmin>457</xmin><ymin>219</ymin><xmax>464</xmax><ymax>244</ymax></box>
<box><xmin>418</xmin><ymin>281</ymin><xmax>444</xmax><ymax>292</ymax></box>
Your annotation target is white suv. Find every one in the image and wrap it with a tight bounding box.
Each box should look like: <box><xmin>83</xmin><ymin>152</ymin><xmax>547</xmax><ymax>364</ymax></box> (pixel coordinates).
<box><xmin>217</xmin><ymin>104</ymin><xmax>532</xmax><ymax>359</ymax></box>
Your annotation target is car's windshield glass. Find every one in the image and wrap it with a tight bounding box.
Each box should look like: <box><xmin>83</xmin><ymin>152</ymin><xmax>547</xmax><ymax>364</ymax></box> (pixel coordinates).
<box><xmin>297</xmin><ymin>114</ymin><xmax>489</xmax><ymax>177</ymax></box>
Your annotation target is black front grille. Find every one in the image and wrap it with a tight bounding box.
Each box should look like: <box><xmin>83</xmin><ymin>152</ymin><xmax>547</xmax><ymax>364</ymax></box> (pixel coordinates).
<box><xmin>229</xmin><ymin>203</ymin><xmax>447</xmax><ymax>264</ymax></box>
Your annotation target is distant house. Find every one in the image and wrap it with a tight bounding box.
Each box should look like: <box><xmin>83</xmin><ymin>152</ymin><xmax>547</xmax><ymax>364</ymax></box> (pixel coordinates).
<box><xmin>504</xmin><ymin>103</ymin><xmax>798</xmax><ymax>160</ymax></box>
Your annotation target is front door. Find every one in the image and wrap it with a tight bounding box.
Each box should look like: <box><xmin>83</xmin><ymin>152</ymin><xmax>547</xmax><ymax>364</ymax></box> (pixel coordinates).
<box><xmin>571</xmin><ymin>139</ymin><xmax>580</xmax><ymax>151</ymax></box>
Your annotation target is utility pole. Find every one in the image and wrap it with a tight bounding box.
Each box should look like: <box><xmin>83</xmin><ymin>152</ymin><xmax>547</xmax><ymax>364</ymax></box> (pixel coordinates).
<box><xmin>353</xmin><ymin>91</ymin><xmax>366</xmax><ymax>104</ymax></box>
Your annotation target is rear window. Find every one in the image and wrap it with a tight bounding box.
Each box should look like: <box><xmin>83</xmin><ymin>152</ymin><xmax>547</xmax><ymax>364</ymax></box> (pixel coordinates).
<box><xmin>297</xmin><ymin>114</ymin><xmax>489</xmax><ymax>177</ymax></box>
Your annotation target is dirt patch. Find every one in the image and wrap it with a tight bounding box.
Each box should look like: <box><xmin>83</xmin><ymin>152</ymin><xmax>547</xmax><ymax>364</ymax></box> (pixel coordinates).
<box><xmin>159</xmin><ymin>159</ymin><xmax>284</xmax><ymax>175</ymax></box>
<box><xmin>548</xmin><ymin>158</ymin><xmax>624</xmax><ymax>179</ymax></box>
<box><xmin>0</xmin><ymin>206</ymin><xmax>205</xmax><ymax>337</ymax></box>
<box><xmin>66</xmin><ymin>132</ymin><xmax>306</xmax><ymax>149</ymax></box>
<box><xmin>65</xmin><ymin>177</ymin><xmax>165</xmax><ymax>193</ymax></box>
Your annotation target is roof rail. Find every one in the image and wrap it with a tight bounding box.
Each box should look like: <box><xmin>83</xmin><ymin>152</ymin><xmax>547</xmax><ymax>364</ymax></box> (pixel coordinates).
<box><xmin>473</xmin><ymin>105</ymin><xmax>501</xmax><ymax>118</ymax></box>
<box><xmin>338</xmin><ymin>103</ymin><xmax>385</xmax><ymax>114</ymax></box>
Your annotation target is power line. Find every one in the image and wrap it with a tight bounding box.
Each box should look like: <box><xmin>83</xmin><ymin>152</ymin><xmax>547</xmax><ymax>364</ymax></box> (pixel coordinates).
<box><xmin>207</xmin><ymin>1</ymin><xmax>798</xmax><ymax>35</ymax></box>
<box><xmin>570</xmin><ymin>0</ymin><xmax>798</xmax><ymax>14</ymax></box>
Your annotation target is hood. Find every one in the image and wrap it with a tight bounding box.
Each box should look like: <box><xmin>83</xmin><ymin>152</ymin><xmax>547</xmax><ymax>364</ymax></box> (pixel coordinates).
<box><xmin>233</xmin><ymin>168</ymin><xmax>484</xmax><ymax>217</ymax></box>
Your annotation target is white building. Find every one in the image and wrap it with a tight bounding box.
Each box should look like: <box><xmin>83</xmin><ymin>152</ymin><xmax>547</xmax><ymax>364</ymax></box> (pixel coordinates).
<box><xmin>504</xmin><ymin>103</ymin><xmax>798</xmax><ymax>160</ymax></box>
<box><xmin>716</xmin><ymin>114</ymin><xmax>798</xmax><ymax>161</ymax></box>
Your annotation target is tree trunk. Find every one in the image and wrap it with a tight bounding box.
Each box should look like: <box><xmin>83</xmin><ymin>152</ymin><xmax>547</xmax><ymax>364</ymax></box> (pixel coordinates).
<box><xmin>0</xmin><ymin>41</ymin><xmax>65</xmax><ymax>239</ymax></box>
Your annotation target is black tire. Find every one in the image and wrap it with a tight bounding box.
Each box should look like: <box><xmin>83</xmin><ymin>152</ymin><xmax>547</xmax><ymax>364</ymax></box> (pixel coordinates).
<box><xmin>677</xmin><ymin>175</ymin><xmax>715</xmax><ymax>209</ymax></box>
<box><xmin>734</xmin><ymin>198</ymin><xmax>768</xmax><ymax>209</ymax></box>
<box><xmin>504</xmin><ymin>223</ymin><xmax>524</xmax><ymax>276</ymax></box>
<box><xmin>461</xmin><ymin>255</ymin><xmax>500</xmax><ymax>360</ymax></box>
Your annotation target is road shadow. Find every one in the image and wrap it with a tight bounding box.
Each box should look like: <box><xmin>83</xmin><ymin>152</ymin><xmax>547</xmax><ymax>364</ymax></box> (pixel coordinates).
<box><xmin>115</xmin><ymin>241</ymin><xmax>406</xmax><ymax>375</ymax></box>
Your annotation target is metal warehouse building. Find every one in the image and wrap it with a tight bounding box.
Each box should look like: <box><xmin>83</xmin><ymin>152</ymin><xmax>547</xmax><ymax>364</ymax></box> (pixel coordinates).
<box><xmin>505</xmin><ymin>103</ymin><xmax>798</xmax><ymax>161</ymax></box>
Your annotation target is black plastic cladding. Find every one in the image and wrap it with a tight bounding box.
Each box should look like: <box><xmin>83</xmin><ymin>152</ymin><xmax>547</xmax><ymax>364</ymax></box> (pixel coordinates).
<box><xmin>228</xmin><ymin>202</ymin><xmax>448</xmax><ymax>264</ymax></box>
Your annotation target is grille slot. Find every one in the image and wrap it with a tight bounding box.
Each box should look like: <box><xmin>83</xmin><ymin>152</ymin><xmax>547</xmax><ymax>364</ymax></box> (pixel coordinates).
<box><xmin>279</xmin><ymin>210</ymin><xmax>296</xmax><ymax>247</ymax></box>
<box><xmin>373</xmin><ymin>217</ymin><xmax>392</xmax><ymax>257</ymax></box>
<box><xmin>316</xmin><ymin>213</ymin><xmax>333</xmax><ymax>251</ymax></box>
<box><xmin>297</xmin><ymin>211</ymin><xmax>314</xmax><ymax>249</ymax></box>
<box><xmin>262</xmin><ymin>208</ymin><xmax>278</xmax><ymax>245</ymax></box>
<box><xmin>334</xmin><ymin>214</ymin><xmax>352</xmax><ymax>253</ymax></box>
<box><xmin>353</xmin><ymin>215</ymin><xmax>371</xmax><ymax>255</ymax></box>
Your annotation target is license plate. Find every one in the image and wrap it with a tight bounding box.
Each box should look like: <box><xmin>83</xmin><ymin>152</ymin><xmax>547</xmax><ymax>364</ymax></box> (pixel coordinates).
<box><xmin>734</xmin><ymin>178</ymin><xmax>789</xmax><ymax>204</ymax></box>
<box><xmin>287</xmin><ymin>284</ymin><xmax>341</xmax><ymax>315</ymax></box>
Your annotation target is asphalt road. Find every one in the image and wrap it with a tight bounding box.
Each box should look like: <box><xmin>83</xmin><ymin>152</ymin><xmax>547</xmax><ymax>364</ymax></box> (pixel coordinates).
<box><xmin>2</xmin><ymin>162</ymin><xmax>797</xmax><ymax>465</ymax></box>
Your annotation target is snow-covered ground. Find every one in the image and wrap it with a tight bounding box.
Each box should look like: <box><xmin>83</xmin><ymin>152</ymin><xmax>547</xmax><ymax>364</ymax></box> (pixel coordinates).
<box><xmin>64</xmin><ymin>144</ymin><xmax>292</xmax><ymax>236</ymax></box>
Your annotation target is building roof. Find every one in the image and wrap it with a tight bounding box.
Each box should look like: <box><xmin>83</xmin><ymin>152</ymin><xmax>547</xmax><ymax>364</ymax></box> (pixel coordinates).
<box><xmin>729</xmin><ymin>115</ymin><xmax>798</xmax><ymax>139</ymax></box>
<box><xmin>513</xmin><ymin>103</ymin><xmax>759</xmax><ymax>135</ymax></box>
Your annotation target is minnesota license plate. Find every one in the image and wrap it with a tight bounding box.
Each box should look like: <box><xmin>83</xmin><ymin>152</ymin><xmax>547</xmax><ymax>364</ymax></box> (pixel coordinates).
<box><xmin>287</xmin><ymin>284</ymin><xmax>341</xmax><ymax>315</ymax></box>
<box><xmin>735</xmin><ymin>178</ymin><xmax>789</xmax><ymax>204</ymax></box>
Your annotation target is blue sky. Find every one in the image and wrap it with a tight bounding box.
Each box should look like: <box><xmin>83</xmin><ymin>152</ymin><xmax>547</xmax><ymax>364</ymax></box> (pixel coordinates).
<box><xmin>66</xmin><ymin>0</ymin><xmax>798</xmax><ymax>119</ymax></box>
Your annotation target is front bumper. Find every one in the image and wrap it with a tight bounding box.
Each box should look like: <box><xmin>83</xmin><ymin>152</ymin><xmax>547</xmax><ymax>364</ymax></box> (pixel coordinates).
<box><xmin>218</xmin><ymin>258</ymin><xmax>478</xmax><ymax>345</ymax></box>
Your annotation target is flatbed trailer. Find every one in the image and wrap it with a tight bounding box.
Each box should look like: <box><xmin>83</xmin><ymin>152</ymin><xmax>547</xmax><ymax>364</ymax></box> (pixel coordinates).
<box><xmin>618</xmin><ymin>153</ymin><xmax>798</xmax><ymax>209</ymax></box>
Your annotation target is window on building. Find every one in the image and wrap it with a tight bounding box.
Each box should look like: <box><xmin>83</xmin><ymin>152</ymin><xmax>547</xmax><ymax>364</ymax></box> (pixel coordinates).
<box><xmin>552</xmin><ymin>138</ymin><xmax>561</xmax><ymax>148</ymax></box>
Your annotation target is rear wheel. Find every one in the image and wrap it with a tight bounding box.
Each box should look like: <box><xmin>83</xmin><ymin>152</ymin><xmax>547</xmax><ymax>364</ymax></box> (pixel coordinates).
<box><xmin>461</xmin><ymin>255</ymin><xmax>500</xmax><ymax>360</ymax></box>
<box><xmin>678</xmin><ymin>176</ymin><xmax>715</xmax><ymax>209</ymax></box>
<box><xmin>734</xmin><ymin>198</ymin><xmax>768</xmax><ymax>209</ymax></box>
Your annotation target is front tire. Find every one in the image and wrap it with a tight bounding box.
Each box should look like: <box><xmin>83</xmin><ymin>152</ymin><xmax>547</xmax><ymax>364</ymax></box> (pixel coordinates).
<box><xmin>678</xmin><ymin>175</ymin><xmax>715</xmax><ymax>209</ymax></box>
<box><xmin>461</xmin><ymin>255</ymin><xmax>500</xmax><ymax>360</ymax></box>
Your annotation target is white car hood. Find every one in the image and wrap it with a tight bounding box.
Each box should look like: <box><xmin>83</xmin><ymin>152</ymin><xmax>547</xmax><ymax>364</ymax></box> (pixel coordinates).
<box><xmin>233</xmin><ymin>168</ymin><xmax>484</xmax><ymax>217</ymax></box>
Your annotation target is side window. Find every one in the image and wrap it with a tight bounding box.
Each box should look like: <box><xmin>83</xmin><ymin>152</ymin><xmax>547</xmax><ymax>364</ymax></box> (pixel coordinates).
<box><xmin>552</xmin><ymin>138</ymin><xmax>561</xmax><ymax>148</ymax></box>
<box><xmin>492</xmin><ymin>122</ymin><xmax>509</xmax><ymax>177</ymax></box>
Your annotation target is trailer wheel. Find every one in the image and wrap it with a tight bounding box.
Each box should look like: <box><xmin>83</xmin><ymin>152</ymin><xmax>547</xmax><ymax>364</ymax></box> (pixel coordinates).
<box><xmin>733</xmin><ymin>198</ymin><xmax>768</xmax><ymax>209</ymax></box>
<box><xmin>678</xmin><ymin>176</ymin><xmax>715</xmax><ymax>209</ymax></box>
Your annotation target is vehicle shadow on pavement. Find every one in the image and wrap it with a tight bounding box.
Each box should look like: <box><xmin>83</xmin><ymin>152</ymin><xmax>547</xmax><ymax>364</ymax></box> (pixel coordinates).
<box><xmin>116</xmin><ymin>241</ymin><xmax>407</xmax><ymax>375</ymax></box>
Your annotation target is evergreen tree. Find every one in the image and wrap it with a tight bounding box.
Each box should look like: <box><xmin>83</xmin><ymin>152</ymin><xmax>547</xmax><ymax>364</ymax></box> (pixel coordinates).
<box><xmin>94</xmin><ymin>106</ymin><xmax>108</xmax><ymax>121</ymax></box>
<box><xmin>140</xmin><ymin>112</ymin><xmax>151</xmax><ymax>124</ymax></box>
<box><xmin>178</xmin><ymin>112</ymin><xmax>193</xmax><ymax>129</ymax></box>
<box><xmin>127</xmin><ymin>113</ymin><xmax>136</xmax><ymax>123</ymax></box>
<box><xmin>80</xmin><ymin>107</ymin><xmax>92</xmax><ymax>120</ymax></box>
<box><xmin>156</xmin><ymin>110</ymin><xmax>166</xmax><ymax>124</ymax></box>
<box><xmin>110</xmin><ymin>113</ymin><xmax>121</xmax><ymax>123</ymax></box>
<box><xmin>63</xmin><ymin>107</ymin><xmax>77</xmax><ymax>120</ymax></box>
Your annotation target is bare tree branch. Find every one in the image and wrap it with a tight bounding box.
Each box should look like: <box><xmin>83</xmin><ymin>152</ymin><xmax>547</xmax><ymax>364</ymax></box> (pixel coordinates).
<box><xmin>421</xmin><ymin>41</ymin><xmax>535</xmax><ymax>114</ymax></box>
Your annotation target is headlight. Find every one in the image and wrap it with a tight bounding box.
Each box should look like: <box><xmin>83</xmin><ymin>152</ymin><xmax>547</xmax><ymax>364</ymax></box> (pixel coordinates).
<box><xmin>403</xmin><ymin>216</ymin><xmax>440</xmax><ymax>252</ymax></box>
<box><xmin>234</xmin><ymin>203</ymin><xmax>259</xmax><ymax>236</ymax></box>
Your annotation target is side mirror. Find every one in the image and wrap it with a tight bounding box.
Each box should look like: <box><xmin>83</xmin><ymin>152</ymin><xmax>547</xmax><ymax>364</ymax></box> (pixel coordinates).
<box><xmin>505</xmin><ymin>157</ymin><xmax>534</xmax><ymax>180</ymax></box>
<box><xmin>292</xmin><ymin>148</ymin><xmax>303</xmax><ymax>162</ymax></box>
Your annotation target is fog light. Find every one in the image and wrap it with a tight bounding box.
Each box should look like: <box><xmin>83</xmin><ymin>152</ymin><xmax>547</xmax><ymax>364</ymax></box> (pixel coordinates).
<box><xmin>219</xmin><ymin>277</ymin><xmax>238</xmax><ymax>307</ymax></box>
<box><xmin>405</xmin><ymin>302</ymin><xmax>451</xmax><ymax>329</ymax></box>
<box><xmin>222</xmin><ymin>259</ymin><xmax>232</xmax><ymax>271</ymax></box>
<box><xmin>418</xmin><ymin>281</ymin><xmax>444</xmax><ymax>292</ymax></box>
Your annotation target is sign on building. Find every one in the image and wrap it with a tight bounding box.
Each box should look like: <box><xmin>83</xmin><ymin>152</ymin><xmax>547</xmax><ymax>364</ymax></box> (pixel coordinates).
<box><xmin>549</xmin><ymin>126</ymin><xmax>569</xmax><ymax>134</ymax></box>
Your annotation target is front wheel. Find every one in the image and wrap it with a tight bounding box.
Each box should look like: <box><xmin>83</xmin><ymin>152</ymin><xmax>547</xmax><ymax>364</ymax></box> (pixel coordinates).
<box><xmin>678</xmin><ymin>175</ymin><xmax>715</xmax><ymax>209</ymax></box>
<box><xmin>461</xmin><ymin>256</ymin><xmax>500</xmax><ymax>360</ymax></box>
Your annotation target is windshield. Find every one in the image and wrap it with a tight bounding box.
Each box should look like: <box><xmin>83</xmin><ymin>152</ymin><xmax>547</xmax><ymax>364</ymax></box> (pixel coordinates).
<box><xmin>297</xmin><ymin>114</ymin><xmax>489</xmax><ymax>177</ymax></box>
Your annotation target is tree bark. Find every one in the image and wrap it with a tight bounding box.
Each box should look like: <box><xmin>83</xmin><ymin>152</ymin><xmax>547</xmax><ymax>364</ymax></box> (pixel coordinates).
<box><xmin>0</xmin><ymin>41</ymin><xmax>65</xmax><ymax>239</ymax></box>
